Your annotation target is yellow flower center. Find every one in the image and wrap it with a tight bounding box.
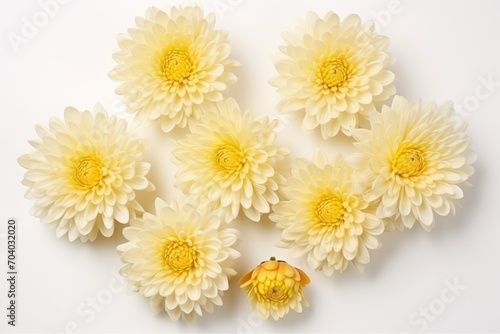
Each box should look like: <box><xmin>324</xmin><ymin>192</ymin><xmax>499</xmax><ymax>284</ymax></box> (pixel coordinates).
<box><xmin>164</xmin><ymin>240</ymin><xmax>197</xmax><ymax>274</ymax></box>
<box><xmin>73</xmin><ymin>155</ymin><xmax>104</xmax><ymax>189</ymax></box>
<box><xmin>213</xmin><ymin>144</ymin><xmax>246</xmax><ymax>174</ymax></box>
<box><xmin>319</xmin><ymin>57</ymin><xmax>348</xmax><ymax>89</ymax></box>
<box><xmin>259</xmin><ymin>279</ymin><xmax>290</xmax><ymax>305</ymax></box>
<box><xmin>316</xmin><ymin>194</ymin><xmax>345</xmax><ymax>225</ymax></box>
<box><xmin>162</xmin><ymin>48</ymin><xmax>192</xmax><ymax>83</ymax></box>
<box><xmin>392</xmin><ymin>145</ymin><xmax>426</xmax><ymax>177</ymax></box>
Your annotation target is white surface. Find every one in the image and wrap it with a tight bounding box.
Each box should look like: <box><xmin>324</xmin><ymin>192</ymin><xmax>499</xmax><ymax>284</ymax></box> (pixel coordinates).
<box><xmin>1</xmin><ymin>0</ymin><xmax>500</xmax><ymax>332</ymax></box>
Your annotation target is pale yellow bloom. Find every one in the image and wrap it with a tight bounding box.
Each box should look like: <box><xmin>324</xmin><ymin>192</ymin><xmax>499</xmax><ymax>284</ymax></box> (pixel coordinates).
<box><xmin>271</xmin><ymin>152</ymin><xmax>384</xmax><ymax>274</ymax></box>
<box><xmin>18</xmin><ymin>104</ymin><xmax>154</xmax><ymax>242</ymax></box>
<box><xmin>239</xmin><ymin>257</ymin><xmax>310</xmax><ymax>320</ymax></box>
<box><xmin>270</xmin><ymin>12</ymin><xmax>395</xmax><ymax>138</ymax></box>
<box><xmin>172</xmin><ymin>98</ymin><xmax>288</xmax><ymax>223</ymax></box>
<box><xmin>109</xmin><ymin>5</ymin><xmax>239</xmax><ymax>132</ymax></box>
<box><xmin>349</xmin><ymin>96</ymin><xmax>476</xmax><ymax>231</ymax></box>
<box><xmin>117</xmin><ymin>198</ymin><xmax>240</xmax><ymax>321</ymax></box>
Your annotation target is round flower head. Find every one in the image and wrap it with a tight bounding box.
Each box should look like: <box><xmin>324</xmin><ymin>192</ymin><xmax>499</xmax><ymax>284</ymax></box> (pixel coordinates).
<box><xmin>117</xmin><ymin>198</ymin><xmax>240</xmax><ymax>321</ymax></box>
<box><xmin>172</xmin><ymin>98</ymin><xmax>288</xmax><ymax>223</ymax></box>
<box><xmin>18</xmin><ymin>104</ymin><xmax>154</xmax><ymax>242</ymax></box>
<box><xmin>270</xmin><ymin>12</ymin><xmax>395</xmax><ymax>138</ymax></box>
<box><xmin>270</xmin><ymin>152</ymin><xmax>384</xmax><ymax>274</ymax></box>
<box><xmin>349</xmin><ymin>96</ymin><xmax>476</xmax><ymax>231</ymax></box>
<box><xmin>239</xmin><ymin>257</ymin><xmax>310</xmax><ymax>320</ymax></box>
<box><xmin>109</xmin><ymin>5</ymin><xmax>240</xmax><ymax>132</ymax></box>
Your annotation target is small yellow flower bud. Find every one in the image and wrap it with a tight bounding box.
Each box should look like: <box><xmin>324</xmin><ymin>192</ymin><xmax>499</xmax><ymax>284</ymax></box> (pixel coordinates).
<box><xmin>239</xmin><ymin>257</ymin><xmax>310</xmax><ymax>320</ymax></box>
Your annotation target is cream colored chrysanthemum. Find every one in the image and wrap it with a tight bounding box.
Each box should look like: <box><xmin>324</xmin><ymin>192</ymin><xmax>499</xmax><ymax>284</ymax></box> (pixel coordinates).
<box><xmin>117</xmin><ymin>198</ymin><xmax>240</xmax><ymax>321</ymax></box>
<box><xmin>239</xmin><ymin>257</ymin><xmax>310</xmax><ymax>320</ymax></box>
<box><xmin>109</xmin><ymin>5</ymin><xmax>240</xmax><ymax>132</ymax></box>
<box><xmin>269</xmin><ymin>12</ymin><xmax>395</xmax><ymax>138</ymax></box>
<box><xmin>172</xmin><ymin>98</ymin><xmax>288</xmax><ymax>223</ymax></box>
<box><xmin>349</xmin><ymin>96</ymin><xmax>476</xmax><ymax>231</ymax></box>
<box><xmin>18</xmin><ymin>104</ymin><xmax>154</xmax><ymax>242</ymax></box>
<box><xmin>270</xmin><ymin>152</ymin><xmax>384</xmax><ymax>274</ymax></box>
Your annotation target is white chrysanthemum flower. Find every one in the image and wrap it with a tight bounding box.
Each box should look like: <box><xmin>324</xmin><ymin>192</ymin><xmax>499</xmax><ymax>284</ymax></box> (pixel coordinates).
<box><xmin>269</xmin><ymin>12</ymin><xmax>395</xmax><ymax>138</ymax></box>
<box><xmin>117</xmin><ymin>198</ymin><xmax>240</xmax><ymax>321</ymax></box>
<box><xmin>18</xmin><ymin>104</ymin><xmax>155</xmax><ymax>242</ymax></box>
<box><xmin>172</xmin><ymin>98</ymin><xmax>288</xmax><ymax>223</ymax></box>
<box><xmin>349</xmin><ymin>96</ymin><xmax>476</xmax><ymax>231</ymax></box>
<box><xmin>109</xmin><ymin>5</ymin><xmax>240</xmax><ymax>132</ymax></box>
<box><xmin>270</xmin><ymin>152</ymin><xmax>384</xmax><ymax>274</ymax></box>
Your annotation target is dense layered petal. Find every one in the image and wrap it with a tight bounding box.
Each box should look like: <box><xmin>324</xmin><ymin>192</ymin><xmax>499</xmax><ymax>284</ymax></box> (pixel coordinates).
<box><xmin>109</xmin><ymin>5</ymin><xmax>239</xmax><ymax>132</ymax></box>
<box><xmin>270</xmin><ymin>12</ymin><xmax>395</xmax><ymax>138</ymax></box>
<box><xmin>270</xmin><ymin>152</ymin><xmax>384</xmax><ymax>274</ymax></box>
<box><xmin>18</xmin><ymin>104</ymin><xmax>155</xmax><ymax>242</ymax></box>
<box><xmin>117</xmin><ymin>198</ymin><xmax>240</xmax><ymax>321</ymax></box>
<box><xmin>349</xmin><ymin>96</ymin><xmax>476</xmax><ymax>231</ymax></box>
<box><xmin>172</xmin><ymin>98</ymin><xmax>288</xmax><ymax>223</ymax></box>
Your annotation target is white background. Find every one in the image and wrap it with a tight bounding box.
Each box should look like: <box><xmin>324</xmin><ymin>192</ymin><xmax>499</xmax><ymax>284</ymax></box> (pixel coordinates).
<box><xmin>1</xmin><ymin>0</ymin><xmax>500</xmax><ymax>332</ymax></box>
